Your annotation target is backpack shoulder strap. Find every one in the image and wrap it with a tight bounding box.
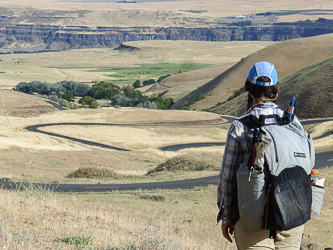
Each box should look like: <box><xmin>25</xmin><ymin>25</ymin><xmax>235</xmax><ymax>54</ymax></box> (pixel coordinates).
<box><xmin>237</xmin><ymin>114</ymin><xmax>263</xmax><ymax>129</ymax></box>
<box><xmin>238</xmin><ymin>111</ymin><xmax>292</xmax><ymax>128</ymax></box>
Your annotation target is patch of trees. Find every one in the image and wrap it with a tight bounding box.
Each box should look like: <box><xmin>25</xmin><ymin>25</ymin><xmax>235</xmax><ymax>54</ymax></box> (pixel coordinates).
<box><xmin>133</xmin><ymin>80</ymin><xmax>141</xmax><ymax>89</ymax></box>
<box><xmin>62</xmin><ymin>91</ymin><xmax>75</xmax><ymax>102</ymax></box>
<box><xmin>157</xmin><ymin>75</ymin><xmax>171</xmax><ymax>83</ymax></box>
<box><xmin>149</xmin><ymin>96</ymin><xmax>174</xmax><ymax>110</ymax></box>
<box><xmin>15</xmin><ymin>80</ymin><xmax>92</xmax><ymax>97</ymax></box>
<box><xmin>229</xmin><ymin>20</ymin><xmax>252</xmax><ymax>27</ymax></box>
<box><xmin>132</xmin><ymin>75</ymin><xmax>170</xmax><ymax>89</ymax></box>
<box><xmin>78</xmin><ymin>96</ymin><xmax>98</xmax><ymax>109</ymax></box>
<box><xmin>15</xmin><ymin>80</ymin><xmax>174</xmax><ymax>110</ymax></box>
<box><xmin>256</xmin><ymin>12</ymin><xmax>271</xmax><ymax>16</ymax></box>
<box><xmin>142</xmin><ymin>79</ymin><xmax>156</xmax><ymax>86</ymax></box>
<box><xmin>316</xmin><ymin>18</ymin><xmax>333</xmax><ymax>24</ymax></box>
<box><xmin>111</xmin><ymin>88</ymin><xmax>174</xmax><ymax>109</ymax></box>
<box><xmin>87</xmin><ymin>81</ymin><xmax>120</xmax><ymax>99</ymax></box>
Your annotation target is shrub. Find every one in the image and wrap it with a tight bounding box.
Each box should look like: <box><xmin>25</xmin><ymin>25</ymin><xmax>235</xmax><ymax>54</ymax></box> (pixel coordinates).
<box><xmin>142</xmin><ymin>79</ymin><xmax>156</xmax><ymax>86</ymax></box>
<box><xmin>124</xmin><ymin>89</ymin><xmax>144</xmax><ymax>100</ymax></box>
<box><xmin>179</xmin><ymin>101</ymin><xmax>191</xmax><ymax>110</ymax></box>
<box><xmin>148</xmin><ymin>96</ymin><xmax>174</xmax><ymax>110</ymax></box>
<box><xmin>78</xmin><ymin>96</ymin><xmax>97</xmax><ymax>107</ymax></box>
<box><xmin>133</xmin><ymin>80</ymin><xmax>141</xmax><ymax>89</ymax></box>
<box><xmin>88</xmin><ymin>81</ymin><xmax>121</xmax><ymax>99</ymax></box>
<box><xmin>62</xmin><ymin>91</ymin><xmax>75</xmax><ymax>102</ymax></box>
<box><xmin>66</xmin><ymin>167</ymin><xmax>120</xmax><ymax>179</ymax></box>
<box><xmin>136</xmin><ymin>101</ymin><xmax>157</xmax><ymax>109</ymax></box>
<box><xmin>147</xmin><ymin>155</ymin><xmax>216</xmax><ymax>175</ymax></box>
<box><xmin>111</xmin><ymin>94</ymin><xmax>139</xmax><ymax>107</ymax></box>
<box><xmin>196</xmin><ymin>93</ymin><xmax>206</xmax><ymax>101</ymax></box>
<box><xmin>157</xmin><ymin>74</ymin><xmax>171</xmax><ymax>83</ymax></box>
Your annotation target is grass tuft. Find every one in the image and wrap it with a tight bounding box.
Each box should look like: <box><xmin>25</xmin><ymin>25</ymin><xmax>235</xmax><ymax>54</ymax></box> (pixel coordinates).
<box><xmin>140</xmin><ymin>195</ymin><xmax>166</xmax><ymax>202</ymax></box>
<box><xmin>60</xmin><ymin>228</ymin><xmax>95</xmax><ymax>246</ymax></box>
<box><xmin>11</xmin><ymin>181</ymin><xmax>58</xmax><ymax>201</ymax></box>
<box><xmin>0</xmin><ymin>178</ymin><xmax>13</xmax><ymax>182</ymax></box>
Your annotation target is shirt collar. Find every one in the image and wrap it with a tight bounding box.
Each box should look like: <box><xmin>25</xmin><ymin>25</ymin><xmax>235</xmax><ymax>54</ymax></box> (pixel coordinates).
<box><xmin>246</xmin><ymin>103</ymin><xmax>278</xmax><ymax>114</ymax></box>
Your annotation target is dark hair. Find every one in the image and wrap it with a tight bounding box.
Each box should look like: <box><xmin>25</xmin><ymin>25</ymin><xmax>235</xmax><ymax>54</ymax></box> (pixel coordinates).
<box><xmin>245</xmin><ymin>76</ymin><xmax>280</xmax><ymax>110</ymax></box>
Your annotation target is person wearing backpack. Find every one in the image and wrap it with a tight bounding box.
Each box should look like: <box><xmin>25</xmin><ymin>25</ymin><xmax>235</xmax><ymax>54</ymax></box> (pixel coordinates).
<box><xmin>217</xmin><ymin>61</ymin><xmax>314</xmax><ymax>249</ymax></box>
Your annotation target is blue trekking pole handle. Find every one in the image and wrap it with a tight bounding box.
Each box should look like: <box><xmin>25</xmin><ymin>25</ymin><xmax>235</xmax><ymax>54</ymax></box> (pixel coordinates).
<box><xmin>289</xmin><ymin>96</ymin><xmax>296</xmax><ymax>120</ymax></box>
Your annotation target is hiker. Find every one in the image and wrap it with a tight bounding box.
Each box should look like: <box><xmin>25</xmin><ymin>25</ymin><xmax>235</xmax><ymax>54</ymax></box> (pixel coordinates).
<box><xmin>217</xmin><ymin>61</ymin><xmax>307</xmax><ymax>249</ymax></box>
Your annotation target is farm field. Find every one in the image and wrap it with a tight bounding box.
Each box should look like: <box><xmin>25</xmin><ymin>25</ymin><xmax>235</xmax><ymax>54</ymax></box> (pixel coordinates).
<box><xmin>0</xmin><ymin>40</ymin><xmax>274</xmax><ymax>87</ymax></box>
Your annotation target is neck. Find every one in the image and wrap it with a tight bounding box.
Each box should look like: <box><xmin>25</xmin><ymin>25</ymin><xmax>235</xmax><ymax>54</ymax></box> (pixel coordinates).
<box><xmin>253</xmin><ymin>98</ymin><xmax>273</xmax><ymax>105</ymax></box>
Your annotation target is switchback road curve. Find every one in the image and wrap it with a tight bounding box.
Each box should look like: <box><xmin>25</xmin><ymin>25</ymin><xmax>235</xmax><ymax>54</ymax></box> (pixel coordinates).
<box><xmin>0</xmin><ymin>116</ymin><xmax>332</xmax><ymax>193</ymax></box>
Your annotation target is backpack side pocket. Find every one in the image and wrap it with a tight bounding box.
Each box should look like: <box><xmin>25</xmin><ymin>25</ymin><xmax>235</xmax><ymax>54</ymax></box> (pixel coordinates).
<box><xmin>237</xmin><ymin>155</ymin><xmax>266</xmax><ymax>230</ymax></box>
<box><xmin>311</xmin><ymin>184</ymin><xmax>325</xmax><ymax>220</ymax></box>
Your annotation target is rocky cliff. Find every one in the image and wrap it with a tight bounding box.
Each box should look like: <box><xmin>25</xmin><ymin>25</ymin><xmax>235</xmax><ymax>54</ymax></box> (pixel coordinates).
<box><xmin>1</xmin><ymin>22</ymin><xmax>333</xmax><ymax>53</ymax></box>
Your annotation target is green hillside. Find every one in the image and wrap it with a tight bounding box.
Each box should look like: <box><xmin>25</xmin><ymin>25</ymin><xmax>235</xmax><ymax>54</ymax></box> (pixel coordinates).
<box><xmin>212</xmin><ymin>57</ymin><xmax>333</xmax><ymax>119</ymax></box>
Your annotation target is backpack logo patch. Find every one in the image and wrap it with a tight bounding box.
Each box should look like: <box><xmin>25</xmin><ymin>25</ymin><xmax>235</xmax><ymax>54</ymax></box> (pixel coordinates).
<box><xmin>294</xmin><ymin>152</ymin><xmax>306</xmax><ymax>158</ymax></box>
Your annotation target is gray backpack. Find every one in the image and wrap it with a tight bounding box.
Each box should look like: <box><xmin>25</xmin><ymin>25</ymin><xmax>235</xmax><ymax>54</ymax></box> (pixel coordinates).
<box><xmin>237</xmin><ymin>112</ymin><xmax>323</xmax><ymax>237</ymax></box>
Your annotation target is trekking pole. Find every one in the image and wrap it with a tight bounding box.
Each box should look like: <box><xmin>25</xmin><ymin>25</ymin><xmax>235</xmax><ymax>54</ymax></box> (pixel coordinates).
<box><xmin>288</xmin><ymin>96</ymin><xmax>296</xmax><ymax>120</ymax></box>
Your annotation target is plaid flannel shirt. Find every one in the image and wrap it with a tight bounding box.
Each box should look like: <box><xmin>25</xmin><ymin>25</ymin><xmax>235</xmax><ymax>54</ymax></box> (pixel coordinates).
<box><xmin>217</xmin><ymin>103</ymin><xmax>301</xmax><ymax>224</ymax></box>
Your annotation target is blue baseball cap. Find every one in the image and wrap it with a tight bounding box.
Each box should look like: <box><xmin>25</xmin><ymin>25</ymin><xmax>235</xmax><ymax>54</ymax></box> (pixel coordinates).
<box><xmin>247</xmin><ymin>61</ymin><xmax>278</xmax><ymax>86</ymax></box>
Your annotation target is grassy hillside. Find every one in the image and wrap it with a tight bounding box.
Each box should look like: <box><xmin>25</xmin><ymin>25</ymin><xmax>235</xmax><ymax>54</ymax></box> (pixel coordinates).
<box><xmin>144</xmin><ymin>41</ymin><xmax>273</xmax><ymax>102</ymax></box>
<box><xmin>213</xmin><ymin>56</ymin><xmax>333</xmax><ymax>119</ymax></box>
<box><xmin>173</xmin><ymin>33</ymin><xmax>333</xmax><ymax>111</ymax></box>
<box><xmin>278</xmin><ymin>57</ymin><xmax>333</xmax><ymax>119</ymax></box>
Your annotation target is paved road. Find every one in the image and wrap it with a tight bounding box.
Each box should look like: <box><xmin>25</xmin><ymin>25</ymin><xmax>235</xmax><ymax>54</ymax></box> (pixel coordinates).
<box><xmin>0</xmin><ymin>116</ymin><xmax>331</xmax><ymax>193</ymax></box>
<box><xmin>45</xmin><ymin>100</ymin><xmax>67</xmax><ymax>111</ymax></box>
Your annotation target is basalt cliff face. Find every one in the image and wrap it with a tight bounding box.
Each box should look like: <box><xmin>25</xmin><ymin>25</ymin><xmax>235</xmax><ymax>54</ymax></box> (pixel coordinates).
<box><xmin>1</xmin><ymin>22</ymin><xmax>333</xmax><ymax>53</ymax></box>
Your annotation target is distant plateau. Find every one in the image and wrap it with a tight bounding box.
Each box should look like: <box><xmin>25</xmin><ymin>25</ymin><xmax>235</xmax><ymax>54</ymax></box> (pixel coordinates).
<box><xmin>1</xmin><ymin>22</ymin><xmax>333</xmax><ymax>53</ymax></box>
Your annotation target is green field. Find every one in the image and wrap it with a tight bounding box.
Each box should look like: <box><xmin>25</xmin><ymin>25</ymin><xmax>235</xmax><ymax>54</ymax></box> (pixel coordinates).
<box><xmin>270</xmin><ymin>10</ymin><xmax>305</xmax><ymax>16</ymax></box>
<box><xmin>88</xmin><ymin>62</ymin><xmax>213</xmax><ymax>84</ymax></box>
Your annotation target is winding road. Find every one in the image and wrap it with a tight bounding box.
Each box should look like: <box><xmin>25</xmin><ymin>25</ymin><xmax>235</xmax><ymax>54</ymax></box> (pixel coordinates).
<box><xmin>0</xmin><ymin>115</ymin><xmax>332</xmax><ymax>193</ymax></box>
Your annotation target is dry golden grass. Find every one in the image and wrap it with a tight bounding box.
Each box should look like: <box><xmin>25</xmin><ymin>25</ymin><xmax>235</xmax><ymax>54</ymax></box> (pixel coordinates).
<box><xmin>0</xmin><ymin>83</ymin><xmax>330</xmax><ymax>250</ymax></box>
<box><xmin>39</xmin><ymin>124</ymin><xmax>226</xmax><ymax>150</ymax></box>
<box><xmin>0</xmin><ymin>185</ymin><xmax>229</xmax><ymax>249</ymax></box>
<box><xmin>0</xmin><ymin>90</ymin><xmax>226</xmax><ymax>183</ymax></box>
<box><xmin>0</xmin><ymin>89</ymin><xmax>331</xmax><ymax>184</ymax></box>
<box><xmin>0</xmin><ymin>164</ymin><xmax>332</xmax><ymax>249</ymax></box>
<box><xmin>309</xmin><ymin>121</ymin><xmax>333</xmax><ymax>152</ymax></box>
<box><xmin>309</xmin><ymin>121</ymin><xmax>333</xmax><ymax>138</ymax></box>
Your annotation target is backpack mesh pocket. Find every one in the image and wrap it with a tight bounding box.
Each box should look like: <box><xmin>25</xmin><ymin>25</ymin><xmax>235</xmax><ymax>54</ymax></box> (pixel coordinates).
<box><xmin>266</xmin><ymin>166</ymin><xmax>312</xmax><ymax>231</ymax></box>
